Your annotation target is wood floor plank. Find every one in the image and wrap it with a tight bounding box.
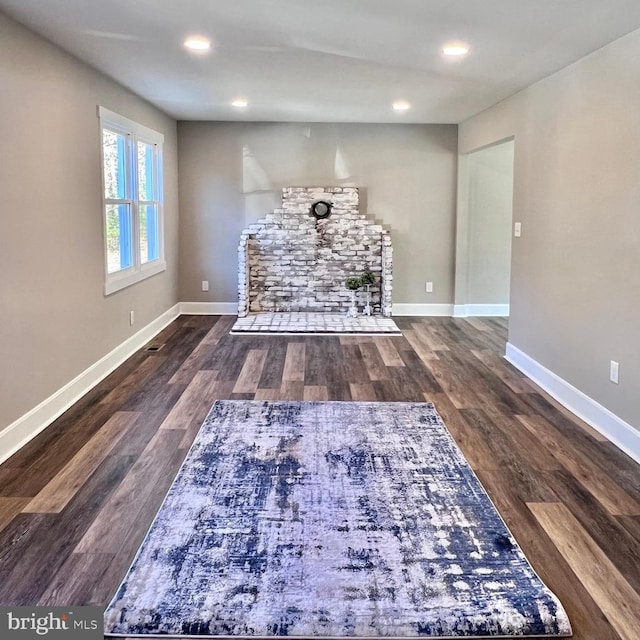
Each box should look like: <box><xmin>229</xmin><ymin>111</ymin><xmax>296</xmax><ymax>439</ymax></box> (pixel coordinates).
<box><xmin>340</xmin><ymin>344</ymin><xmax>370</xmax><ymax>384</ymax></box>
<box><xmin>471</xmin><ymin>349</ymin><xmax>531</xmax><ymax>394</ymax></box>
<box><xmin>303</xmin><ymin>339</ymin><xmax>329</xmax><ymax>386</ymax></box>
<box><xmin>233</xmin><ymin>349</ymin><xmax>268</xmax><ymax>393</ymax></box>
<box><xmin>542</xmin><ymin>468</ymin><xmax>640</xmax><ymax>593</ymax></box>
<box><xmin>23</xmin><ymin>411</ymin><xmax>139</xmax><ymax>513</ymax></box>
<box><xmin>159</xmin><ymin>370</ymin><xmax>219</xmax><ymax>431</ymax></box>
<box><xmin>460</xmin><ymin>409</ymin><xmax>557</xmax><ymax>502</ymax></box>
<box><xmin>421</xmin><ymin>354</ymin><xmax>481</xmax><ymax>409</ymax></box>
<box><xmin>282</xmin><ymin>342</ymin><xmax>306</xmax><ymax>382</ymax></box>
<box><xmin>349</xmin><ymin>383</ymin><xmax>378</xmax><ymax>401</ymax></box>
<box><xmin>0</xmin><ymin>513</ymin><xmax>54</xmax><ymax>590</ymax></box>
<box><xmin>254</xmin><ymin>388</ymin><xmax>283</xmax><ymax>401</ymax></box>
<box><xmin>617</xmin><ymin>514</ymin><xmax>640</xmax><ymax>547</ymax></box>
<box><xmin>206</xmin><ymin>337</ymin><xmax>253</xmax><ymax>382</ymax></box>
<box><xmin>370</xmin><ymin>378</ymin><xmax>421</xmax><ymax>402</ymax></box>
<box><xmin>529</xmin><ymin>501</ymin><xmax>640</xmax><ymax>640</ymax></box>
<box><xmin>257</xmin><ymin>338</ymin><xmax>288</xmax><ymax>389</ymax></box>
<box><xmin>435</xmin><ymin>319</ymin><xmax>485</xmax><ymax>352</ymax></box>
<box><xmin>178</xmin><ymin>381</ymin><xmax>236</xmax><ymax>449</ymax></box>
<box><xmin>279</xmin><ymin>380</ymin><xmax>305</xmax><ymax>400</ymax></box>
<box><xmin>327</xmin><ymin>381</ymin><xmax>352</xmax><ymax>401</ymax></box>
<box><xmin>73</xmin><ymin>430</ymin><xmax>185</xmax><ymax>555</ymax></box>
<box><xmin>463</xmin><ymin>316</ymin><xmax>491</xmax><ymax>332</ymax></box>
<box><xmin>471</xmin><ymin>400</ymin><xmax>562</xmax><ymax>472</ymax></box>
<box><xmin>477</xmin><ymin>470</ymin><xmax>622</xmax><ymax>640</ymax></box>
<box><xmin>116</xmin><ymin>383</ymin><xmax>188</xmax><ymax>456</ymax></box>
<box><xmin>429</xmin><ymin>393</ymin><xmax>499</xmax><ymax>471</ymax></box>
<box><xmin>517</xmin><ymin>415</ymin><xmax>640</xmax><ymax>516</ymax></box>
<box><xmin>0</xmin><ymin>452</ymin><xmax>135</xmax><ymax>604</ymax></box>
<box><xmin>99</xmin><ymin>356</ymin><xmax>166</xmax><ymax>406</ymax></box>
<box><xmin>373</xmin><ymin>337</ymin><xmax>405</xmax><ymax>367</ymax></box>
<box><xmin>321</xmin><ymin>338</ymin><xmax>349</xmax><ymax>391</ymax></box>
<box><xmin>168</xmin><ymin>317</ymin><xmax>235</xmax><ymax>385</ymax></box>
<box><xmin>303</xmin><ymin>385</ymin><xmax>329</xmax><ymax>401</ymax></box>
<box><xmin>2</xmin><ymin>367</ymin><xmax>134</xmax><ymax>470</ymax></box>
<box><xmin>109</xmin><ymin>448</ymin><xmax>186</xmax><ymax>564</ymax></box>
<box><xmin>397</xmin><ymin>350</ymin><xmax>442</xmax><ymax>394</ymax></box>
<box><xmin>359</xmin><ymin>342</ymin><xmax>389</xmax><ymax>381</ymax></box>
<box><xmin>401</xmin><ymin>329</ymin><xmax>439</xmax><ymax>364</ymax></box>
<box><xmin>384</xmin><ymin>366</ymin><xmax>429</xmax><ymax>401</ymax></box>
<box><xmin>454</xmin><ymin>319</ymin><xmax>505</xmax><ymax>353</ymax></box>
<box><xmin>0</xmin><ymin>401</ymin><xmax>120</xmax><ymax>498</ymax></box>
<box><xmin>523</xmin><ymin>379</ymin><xmax>609</xmax><ymax>442</ymax></box>
<box><xmin>37</xmin><ymin>552</ymin><xmax>114</xmax><ymax>606</ymax></box>
<box><xmin>412</xmin><ymin>322</ymin><xmax>449</xmax><ymax>351</ymax></box>
<box><xmin>516</xmin><ymin>392</ymin><xmax>615</xmax><ymax>461</ymax></box>
<box><xmin>615</xmin><ymin>467</ymin><xmax>640</xmax><ymax>503</ymax></box>
<box><xmin>0</xmin><ymin>498</ymin><xmax>29</xmax><ymax>534</ymax></box>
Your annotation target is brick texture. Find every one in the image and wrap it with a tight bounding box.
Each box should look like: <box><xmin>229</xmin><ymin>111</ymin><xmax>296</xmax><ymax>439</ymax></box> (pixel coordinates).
<box><xmin>238</xmin><ymin>187</ymin><xmax>393</xmax><ymax>317</ymax></box>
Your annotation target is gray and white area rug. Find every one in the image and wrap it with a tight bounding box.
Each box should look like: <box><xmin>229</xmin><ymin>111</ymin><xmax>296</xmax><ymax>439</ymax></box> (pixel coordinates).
<box><xmin>231</xmin><ymin>312</ymin><xmax>401</xmax><ymax>335</ymax></box>
<box><xmin>104</xmin><ymin>401</ymin><xmax>572</xmax><ymax>638</ymax></box>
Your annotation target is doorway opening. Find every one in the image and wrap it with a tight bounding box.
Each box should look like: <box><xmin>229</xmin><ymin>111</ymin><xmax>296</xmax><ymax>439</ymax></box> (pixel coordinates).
<box><xmin>454</xmin><ymin>138</ymin><xmax>515</xmax><ymax>319</ymax></box>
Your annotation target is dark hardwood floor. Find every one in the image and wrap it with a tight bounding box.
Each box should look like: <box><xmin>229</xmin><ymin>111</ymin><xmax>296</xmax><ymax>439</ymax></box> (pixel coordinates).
<box><xmin>1</xmin><ymin>315</ymin><xmax>639</xmax><ymax>639</ymax></box>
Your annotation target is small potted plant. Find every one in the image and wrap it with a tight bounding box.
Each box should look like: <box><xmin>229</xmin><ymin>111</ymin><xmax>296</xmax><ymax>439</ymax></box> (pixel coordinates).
<box><xmin>345</xmin><ymin>276</ymin><xmax>362</xmax><ymax>317</ymax></box>
<box><xmin>360</xmin><ymin>270</ymin><xmax>375</xmax><ymax>316</ymax></box>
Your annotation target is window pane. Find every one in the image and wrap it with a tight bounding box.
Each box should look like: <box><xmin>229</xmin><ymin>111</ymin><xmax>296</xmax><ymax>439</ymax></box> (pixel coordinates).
<box><xmin>103</xmin><ymin>130</ymin><xmax>127</xmax><ymax>199</ymax></box>
<box><xmin>137</xmin><ymin>141</ymin><xmax>155</xmax><ymax>201</ymax></box>
<box><xmin>140</xmin><ymin>204</ymin><xmax>160</xmax><ymax>263</ymax></box>
<box><xmin>106</xmin><ymin>204</ymin><xmax>133</xmax><ymax>273</ymax></box>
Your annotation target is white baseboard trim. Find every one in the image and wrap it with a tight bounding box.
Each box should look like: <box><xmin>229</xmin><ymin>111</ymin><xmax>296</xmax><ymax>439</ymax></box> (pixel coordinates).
<box><xmin>183</xmin><ymin>302</ymin><xmax>459</xmax><ymax>318</ymax></box>
<box><xmin>454</xmin><ymin>304</ymin><xmax>510</xmax><ymax>317</ymax></box>
<box><xmin>505</xmin><ymin>342</ymin><xmax>640</xmax><ymax>464</ymax></box>
<box><xmin>392</xmin><ymin>303</ymin><xmax>454</xmax><ymax>316</ymax></box>
<box><xmin>0</xmin><ymin>303</ymin><xmax>181</xmax><ymax>466</ymax></box>
<box><xmin>180</xmin><ymin>302</ymin><xmax>237</xmax><ymax>315</ymax></box>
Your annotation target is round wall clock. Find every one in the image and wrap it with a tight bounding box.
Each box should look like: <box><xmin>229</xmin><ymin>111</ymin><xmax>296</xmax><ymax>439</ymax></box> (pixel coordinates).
<box><xmin>310</xmin><ymin>200</ymin><xmax>333</xmax><ymax>220</ymax></box>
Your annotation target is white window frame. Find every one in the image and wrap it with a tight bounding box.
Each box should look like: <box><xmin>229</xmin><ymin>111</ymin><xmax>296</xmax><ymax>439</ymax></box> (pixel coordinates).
<box><xmin>99</xmin><ymin>106</ymin><xmax>166</xmax><ymax>295</ymax></box>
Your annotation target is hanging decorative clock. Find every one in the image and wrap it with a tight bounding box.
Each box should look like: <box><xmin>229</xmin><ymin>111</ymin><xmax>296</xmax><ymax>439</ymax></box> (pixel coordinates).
<box><xmin>310</xmin><ymin>200</ymin><xmax>333</xmax><ymax>220</ymax></box>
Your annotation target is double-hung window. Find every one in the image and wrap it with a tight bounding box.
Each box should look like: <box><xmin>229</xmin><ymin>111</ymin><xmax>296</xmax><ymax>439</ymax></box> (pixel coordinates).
<box><xmin>99</xmin><ymin>107</ymin><xmax>165</xmax><ymax>295</ymax></box>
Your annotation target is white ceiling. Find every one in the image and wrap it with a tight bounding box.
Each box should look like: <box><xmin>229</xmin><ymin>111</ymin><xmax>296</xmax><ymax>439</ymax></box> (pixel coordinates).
<box><xmin>3</xmin><ymin>0</ymin><xmax>640</xmax><ymax>123</ymax></box>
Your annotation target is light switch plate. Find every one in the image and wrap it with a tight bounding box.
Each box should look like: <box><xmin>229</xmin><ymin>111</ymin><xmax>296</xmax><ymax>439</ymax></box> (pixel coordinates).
<box><xmin>610</xmin><ymin>360</ymin><xmax>619</xmax><ymax>384</ymax></box>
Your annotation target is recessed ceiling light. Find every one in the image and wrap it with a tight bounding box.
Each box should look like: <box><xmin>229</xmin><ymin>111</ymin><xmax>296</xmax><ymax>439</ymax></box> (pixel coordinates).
<box><xmin>183</xmin><ymin>36</ymin><xmax>211</xmax><ymax>52</ymax></box>
<box><xmin>231</xmin><ymin>98</ymin><xmax>248</xmax><ymax>108</ymax></box>
<box><xmin>392</xmin><ymin>100</ymin><xmax>411</xmax><ymax>112</ymax></box>
<box><xmin>442</xmin><ymin>43</ymin><xmax>469</xmax><ymax>57</ymax></box>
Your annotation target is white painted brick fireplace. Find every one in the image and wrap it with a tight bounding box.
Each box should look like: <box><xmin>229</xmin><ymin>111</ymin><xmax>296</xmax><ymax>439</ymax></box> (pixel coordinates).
<box><xmin>237</xmin><ymin>187</ymin><xmax>392</xmax><ymax>317</ymax></box>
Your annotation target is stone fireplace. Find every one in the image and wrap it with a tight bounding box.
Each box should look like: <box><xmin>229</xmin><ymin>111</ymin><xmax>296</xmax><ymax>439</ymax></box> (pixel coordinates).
<box><xmin>237</xmin><ymin>187</ymin><xmax>392</xmax><ymax>317</ymax></box>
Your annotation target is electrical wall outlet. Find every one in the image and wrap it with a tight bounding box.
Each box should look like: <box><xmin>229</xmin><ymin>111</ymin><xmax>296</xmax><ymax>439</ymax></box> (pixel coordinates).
<box><xmin>610</xmin><ymin>360</ymin><xmax>619</xmax><ymax>384</ymax></box>
<box><xmin>129</xmin><ymin>310</ymin><xmax>135</xmax><ymax>326</ymax></box>
<box><xmin>514</xmin><ymin>222</ymin><xmax>522</xmax><ymax>237</ymax></box>
<box><xmin>201</xmin><ymin>280</ymin><xmax>209</xmax><ymax>292</ymax></box>
<box><xmin>426</xmin><ymin>281</ymin><xmax>433</xmax><ymax>293</ymax></box>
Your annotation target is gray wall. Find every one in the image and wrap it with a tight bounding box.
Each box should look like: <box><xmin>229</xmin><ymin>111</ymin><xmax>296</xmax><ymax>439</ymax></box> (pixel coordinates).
<box><xmin>467</xmin><ymin>140</ymin><xmax>514</xmax><ymax>305</ymax></box>
<box><xmin>460</xmin><ymin>29</ymin><xmax>640</xmax><ymax>430</ymax></box>
<box><xmin>0</xmin><ymin>12</ymin><xmax>180</xmax><ymax>431</ymax></box>
<box><xmin>177</xmin><ymin>122</ymin><xmax>458</xmax><ymax>305</ymax></box>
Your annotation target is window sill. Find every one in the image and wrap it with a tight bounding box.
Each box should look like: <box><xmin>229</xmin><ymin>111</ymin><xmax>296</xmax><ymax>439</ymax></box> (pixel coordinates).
<box><xmin>104</xmin><ymin>260</ymin><xmax>167</xmax><ymax>296</ymax></box>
